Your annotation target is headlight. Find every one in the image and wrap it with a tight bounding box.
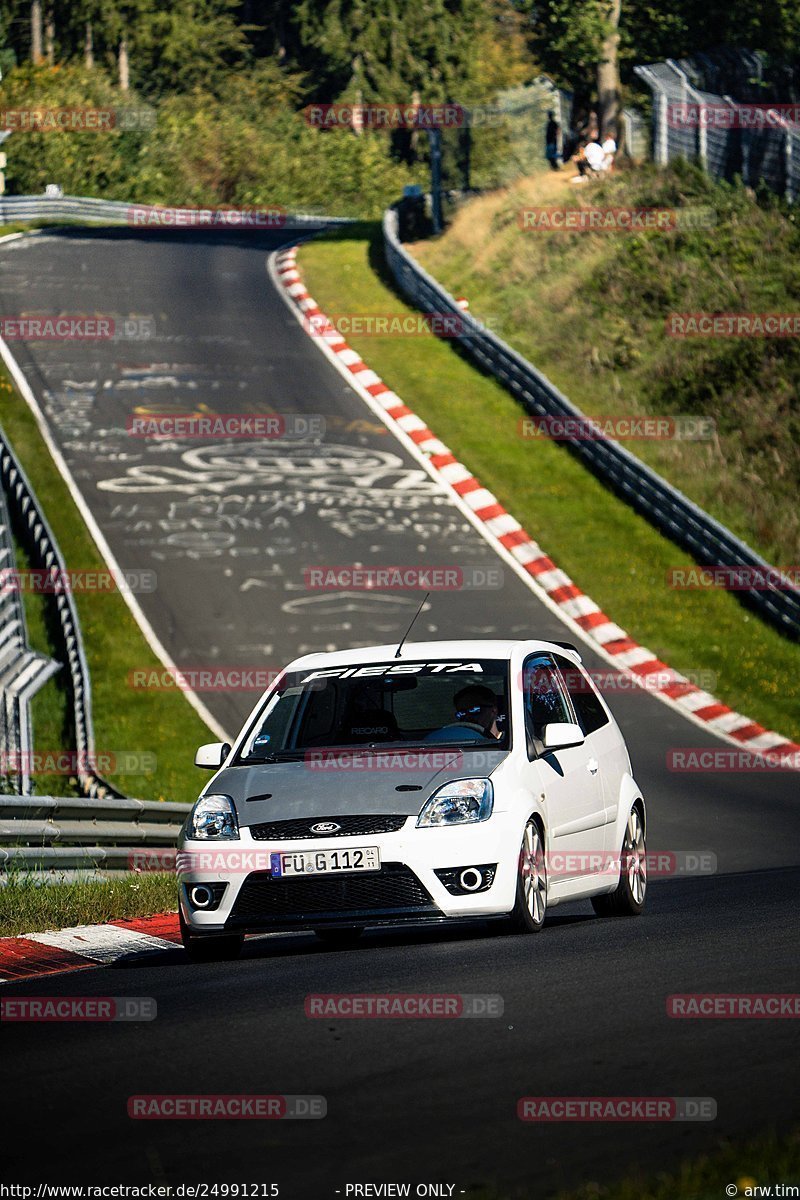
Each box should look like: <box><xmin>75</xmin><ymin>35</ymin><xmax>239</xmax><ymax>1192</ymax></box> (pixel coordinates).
<box><xmin>188</xmin><ymin>794</ymin><xmax>239</xmax><ymax>840</ymax></box>
<box><xmin>416</xmin><ymin>779</ymin><xmax>493</xmax><ymax>828</ymax></box>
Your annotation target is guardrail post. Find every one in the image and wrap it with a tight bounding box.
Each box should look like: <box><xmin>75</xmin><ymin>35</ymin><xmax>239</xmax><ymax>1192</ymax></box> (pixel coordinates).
<box><xmin>698</xmin><ymin>104</ymin><xmax>708</xmax><ymax>167</ymax></box>
<box><xmin>657</xmin><ymin>91</ymin><xmax>669</xmax><ymax>166</ymax></box>
<box><xmin>428</xmin><ymin>129</ymin><xmax>443</xmax><ymax>234</ymax></box>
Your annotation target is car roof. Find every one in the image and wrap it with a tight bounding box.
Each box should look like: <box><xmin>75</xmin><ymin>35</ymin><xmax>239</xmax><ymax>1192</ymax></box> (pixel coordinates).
<box><xmin>287</xmin><ymin>639</ymin><xmax>582</xmax><ymax>671</ymax></box>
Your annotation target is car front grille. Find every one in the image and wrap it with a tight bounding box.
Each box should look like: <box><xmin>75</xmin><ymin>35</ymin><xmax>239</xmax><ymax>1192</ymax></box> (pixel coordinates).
<box><xmin>227</xmin><ymin>863</ymin><xmax>438</xmax><ymax>928</ymax></box>
<box><xmin>248</xmin><ymin>814</ymin><xmax>409</xmax><ymax>840</ymax></box>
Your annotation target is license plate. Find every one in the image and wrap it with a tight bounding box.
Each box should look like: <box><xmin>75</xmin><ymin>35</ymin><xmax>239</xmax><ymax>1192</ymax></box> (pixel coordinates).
<box><xmin>270</xmin><ymin>847</ymin><xmax>381</xmax><ymax>878</ymax></box>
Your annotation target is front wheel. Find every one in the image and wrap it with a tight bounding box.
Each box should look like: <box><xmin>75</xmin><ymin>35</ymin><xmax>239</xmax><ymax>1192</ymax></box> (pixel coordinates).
<box><xmin>591</xmin><ymin>805</ymin><xmax>647</xmax><ymax>917</ymax></box>
<box><xmin>180</xmin><ymin>908</ymin><xmax>244</xmax><ymax>962</ymax></box>
<box><xmin>510</xmin><ymin>818</ymin><xmax>547</xmax><ymax>933</ymax></box>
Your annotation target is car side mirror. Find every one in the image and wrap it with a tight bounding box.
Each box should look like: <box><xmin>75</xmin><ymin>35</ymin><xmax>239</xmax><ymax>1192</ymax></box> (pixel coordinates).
<box><xmin>194</xmin><ymin>742</ymin><xmax>231</xmax><ymax>769</ymax></box>
<box><xmin>542</xmin><ymin>722</ymin><xmax>585</xmax><ymax>751</ymax></box>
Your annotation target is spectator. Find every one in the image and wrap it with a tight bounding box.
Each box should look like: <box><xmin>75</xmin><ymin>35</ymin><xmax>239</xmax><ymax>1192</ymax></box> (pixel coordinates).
<box><xmin>601</xmin><ymin>128</ymin><xmax>617</xmax><ymax>171</ymax></box>
<box><xmin>573</xmin><ymin>139</ymin><xmax>607</xmax><ymax>180</ymax></box>
<box><xmin>544</xmin><ymin>110</ymin><xmax>561</xmax><ymax>170</ymax></box>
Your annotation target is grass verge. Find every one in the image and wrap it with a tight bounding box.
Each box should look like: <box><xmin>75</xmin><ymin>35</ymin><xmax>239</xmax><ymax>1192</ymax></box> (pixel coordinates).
<box><xmin>0</xmin><ymin>364</ymin><xmax>212</xmax><ymax>804</ymax></box>
<box><xmin>0</xmin><ymin>872</ymin><xmax>176</xmax><ymax>936</ymax></box>
<box><xmin>557</xmin><ymin>1125</ymin><xmax>800</xmax><ymax>1200</ymax></box>
<box><xmin>299</xmin><ymin>225</ymin><xmax>800</xmax><ymax>743</ymax></box>
<box><xmin>491</xmin><ymin>1124</ymin><xmax>800</xmax><ymax>1200</ymax></box>
<box><xmin>411</xmin><ymin>162</ymin><xmax>800</xmax><ymax>567</ymax></box>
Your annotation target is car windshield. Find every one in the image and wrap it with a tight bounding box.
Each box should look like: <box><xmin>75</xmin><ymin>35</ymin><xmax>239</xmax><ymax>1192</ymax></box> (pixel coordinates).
<box><xmin>237</xmin><ymin>659</ymin><xmax>510</xmax><ymax>760</ymax></box>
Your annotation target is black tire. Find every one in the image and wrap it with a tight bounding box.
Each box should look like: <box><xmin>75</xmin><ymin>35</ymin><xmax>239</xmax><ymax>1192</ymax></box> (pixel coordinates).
<box><xmin>509</xmin><ymin>817</ymin><xmax>547</xmax><ymax>933</ymax></box>
<box><xmin>314</xmin><ymin>927</ymin><xmax>365</xmax><ymax>946</ymax></box>
<box><xmin>591</xmin><ymin>805</ymin><xmax>647</xmax><ymax>918</ymax></box>
<box><xmin>180</xmin><ymin>909</ymin><xmax>244</xmax><ymax>962</ymax></box>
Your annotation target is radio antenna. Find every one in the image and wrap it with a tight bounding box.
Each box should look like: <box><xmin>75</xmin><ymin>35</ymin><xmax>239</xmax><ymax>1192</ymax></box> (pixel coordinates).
<box><xmin>395</xmin><ymin>592</ymin><xmax>430</xmax><ymax>658</ymax></box>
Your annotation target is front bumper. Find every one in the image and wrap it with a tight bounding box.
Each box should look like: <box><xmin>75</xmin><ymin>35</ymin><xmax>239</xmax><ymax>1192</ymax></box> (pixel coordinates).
<box><xmin>178</xmin><ymin>814</ymin><xmax>518</xmax><ymax>934</ymax></box>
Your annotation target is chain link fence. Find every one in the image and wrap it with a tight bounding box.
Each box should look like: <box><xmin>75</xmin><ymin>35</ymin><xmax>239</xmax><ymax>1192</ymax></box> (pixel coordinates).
<box><xmin>635</xmin><ymin>57</ymin><xmax>800</xmax><ymax>203</ymax></box>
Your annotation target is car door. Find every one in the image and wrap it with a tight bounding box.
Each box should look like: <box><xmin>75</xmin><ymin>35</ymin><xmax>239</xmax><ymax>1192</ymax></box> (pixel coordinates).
<box><xmin>521</xmin><ymin>653</ymin><xmax>606</xmax><ymax>877</ymax></box>
<box><xmin>553</xmin><ymin>653</ymin><xmax>625</xmax><ymax>853</ymax></box>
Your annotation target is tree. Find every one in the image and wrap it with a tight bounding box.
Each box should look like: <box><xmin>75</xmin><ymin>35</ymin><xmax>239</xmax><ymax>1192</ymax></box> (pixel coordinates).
<box><xmin>30</xmin><ymin>0</ymin><xmax>40</xmax><ymax>60</ymax></box>
<box><xmin>293</xmin><ymin>0</ymin><xmax>494</xmax><ymax>104</ymax></box>
<box><xmin>596</xmin><ymin>0</ymin><xmax>620</xmax><ymax>136</ymax></box>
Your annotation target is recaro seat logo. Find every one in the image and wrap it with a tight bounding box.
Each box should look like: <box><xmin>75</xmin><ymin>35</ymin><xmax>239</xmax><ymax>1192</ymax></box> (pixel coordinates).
<box><xmin>310</xmin><ymin>822</ymin><xmax>341</xmax><ymax>834</ymax></box>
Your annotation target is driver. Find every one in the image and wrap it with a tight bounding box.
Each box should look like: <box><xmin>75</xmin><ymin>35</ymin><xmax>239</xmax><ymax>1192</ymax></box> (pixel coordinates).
<box><xmin>452</xmin><ymin>684</ymin><xmax>502</xmax><ymax>740</ymax></box>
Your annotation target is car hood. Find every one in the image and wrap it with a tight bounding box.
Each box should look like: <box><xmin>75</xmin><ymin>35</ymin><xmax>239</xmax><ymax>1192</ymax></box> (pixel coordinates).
<box><xmin>209</xmin><ymin>748</ymin><xmax>510</xmax><ymax>825</ymax></box>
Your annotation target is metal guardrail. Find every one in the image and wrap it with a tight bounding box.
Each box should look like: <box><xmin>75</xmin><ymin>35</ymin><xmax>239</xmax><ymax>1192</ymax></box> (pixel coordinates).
<box><xmin>382</xmin><ymin>205</ymin><xmax>800</xmax><ymax>639</ymax></box>
<box><xmin>0</xmin><ymin>476</ymin><xmax>60</xmax><ymax>794</ymax></box>
<box><xmin>0</xmin><ymin>194</ymin><xmax>355</xmax><ymax>227</ymax></box>
<box><xmin>0</xmin><ymin>425</ymin><xmax>125</xmax><ymax>798</ymax></box>
<box><xmin>0</xmin><ymin>794</ymin><xmax>185</xmax><ymax>881</ymax></box>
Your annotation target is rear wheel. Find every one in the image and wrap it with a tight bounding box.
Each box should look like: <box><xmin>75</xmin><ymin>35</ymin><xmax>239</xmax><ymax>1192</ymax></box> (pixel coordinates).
<box><xmin>180</xmin><ymin>908</ymin><xmax>244</xmax><ymax>962</ymax></box>
<box><xmin>591</xmin><ymin>806</ymin><xmax>647</xmax><ymax>917</ymax></box>
<box><xmin>510</xmin><ymin>818</ymin><xmax>547</xmax><ymax>933</ymax></box>
<box><xmin>314</xmin><ymin>927</ymin><xmax>364</xmax><ymax>946</ymax></box>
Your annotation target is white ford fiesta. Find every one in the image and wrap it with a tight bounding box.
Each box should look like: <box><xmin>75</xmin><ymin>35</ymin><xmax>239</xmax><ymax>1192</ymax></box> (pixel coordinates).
<box><xmin>178</xmin><ymin>639</ymin><xmax>647</xmax><ymax>960</ymax></box>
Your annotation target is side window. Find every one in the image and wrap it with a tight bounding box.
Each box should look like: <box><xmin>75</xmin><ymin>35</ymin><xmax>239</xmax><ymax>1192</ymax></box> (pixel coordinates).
<box><xmin>522</xmin><ymin>654</ymin><xmax>573</xmax><ymax>756</ymax></box>
<box><xmin>554</xmin><ymin>655</ymin><xmax>610</xmax><ymax>735</ymax></box>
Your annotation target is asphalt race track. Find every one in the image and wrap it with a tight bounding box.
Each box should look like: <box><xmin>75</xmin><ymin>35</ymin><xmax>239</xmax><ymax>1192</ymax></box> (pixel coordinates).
<box><xmin>1</xmin><ymin>228</ymin><xmax>798</xmax><ymax>1197</ymax></box>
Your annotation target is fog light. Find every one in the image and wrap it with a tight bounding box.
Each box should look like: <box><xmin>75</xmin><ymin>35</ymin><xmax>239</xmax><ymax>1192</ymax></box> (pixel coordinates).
<box><xmin>434</xmin><ymin>864</ymin><xmax>497</xmax><ymax>895</ymax></box>
<box><xmin>190</xmin><ymin>884</ymin><xmax>214</xmax><ymax>909</ymax></box>
<box><xmin>459</xmin><ymin>867</ymin><xmax>483</xmax><ymax>892</ymax></box>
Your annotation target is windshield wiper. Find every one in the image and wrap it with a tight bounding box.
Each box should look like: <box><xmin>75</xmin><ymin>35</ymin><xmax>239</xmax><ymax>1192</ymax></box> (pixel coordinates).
<box><xmin>237</xmin><ymin>750</ymin><xmax>308</xmax><ymax>764</ymax></box>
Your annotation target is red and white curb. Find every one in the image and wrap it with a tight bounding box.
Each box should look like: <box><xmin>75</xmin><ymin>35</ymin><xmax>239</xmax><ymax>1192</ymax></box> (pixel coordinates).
<box><xmin>272</xmin><ymin>245</ymin><xmax>800</xmax><ymax>769</ymax></box>
<box><xmin>0</xmin><ymin>913</ymin><xmax>180</xmax><ymax>984</ymax></box>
